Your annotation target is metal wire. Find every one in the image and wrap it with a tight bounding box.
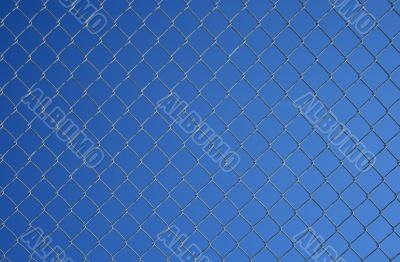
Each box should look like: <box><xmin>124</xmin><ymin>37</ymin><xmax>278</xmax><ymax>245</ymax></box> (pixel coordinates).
<box><xmin>0</xmin><ymin>0</ymin><xmax>399</xmax><ymax>261</ymax></box>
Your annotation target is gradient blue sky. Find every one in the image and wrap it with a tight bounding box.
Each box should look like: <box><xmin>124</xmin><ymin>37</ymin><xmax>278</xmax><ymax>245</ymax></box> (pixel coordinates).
<box><xmin>1</xmin><ymin>0</ymin><xmax>400</xmax><ymax>261</ymax></box>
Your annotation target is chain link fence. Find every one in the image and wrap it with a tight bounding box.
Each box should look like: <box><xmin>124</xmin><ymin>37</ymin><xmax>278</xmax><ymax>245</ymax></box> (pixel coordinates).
<box><xmin>1</xmin><ymin>0</ymin><xmax>400</xmax><ymax>261</ymax></box>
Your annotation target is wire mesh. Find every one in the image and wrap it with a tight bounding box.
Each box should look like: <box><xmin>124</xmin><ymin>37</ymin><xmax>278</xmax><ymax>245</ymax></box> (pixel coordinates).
<box><xmin>1</xmin><ymin>0</ymin><xmax>400</xmax><ymax>261</ymax></box>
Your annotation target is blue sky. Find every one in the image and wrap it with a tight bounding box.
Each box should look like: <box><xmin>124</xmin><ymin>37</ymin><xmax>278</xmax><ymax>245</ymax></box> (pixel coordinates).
<box><xmin>0</xmin><ymin>0</ymin><xmax>400</xmax><ymax>261</ymax></box>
